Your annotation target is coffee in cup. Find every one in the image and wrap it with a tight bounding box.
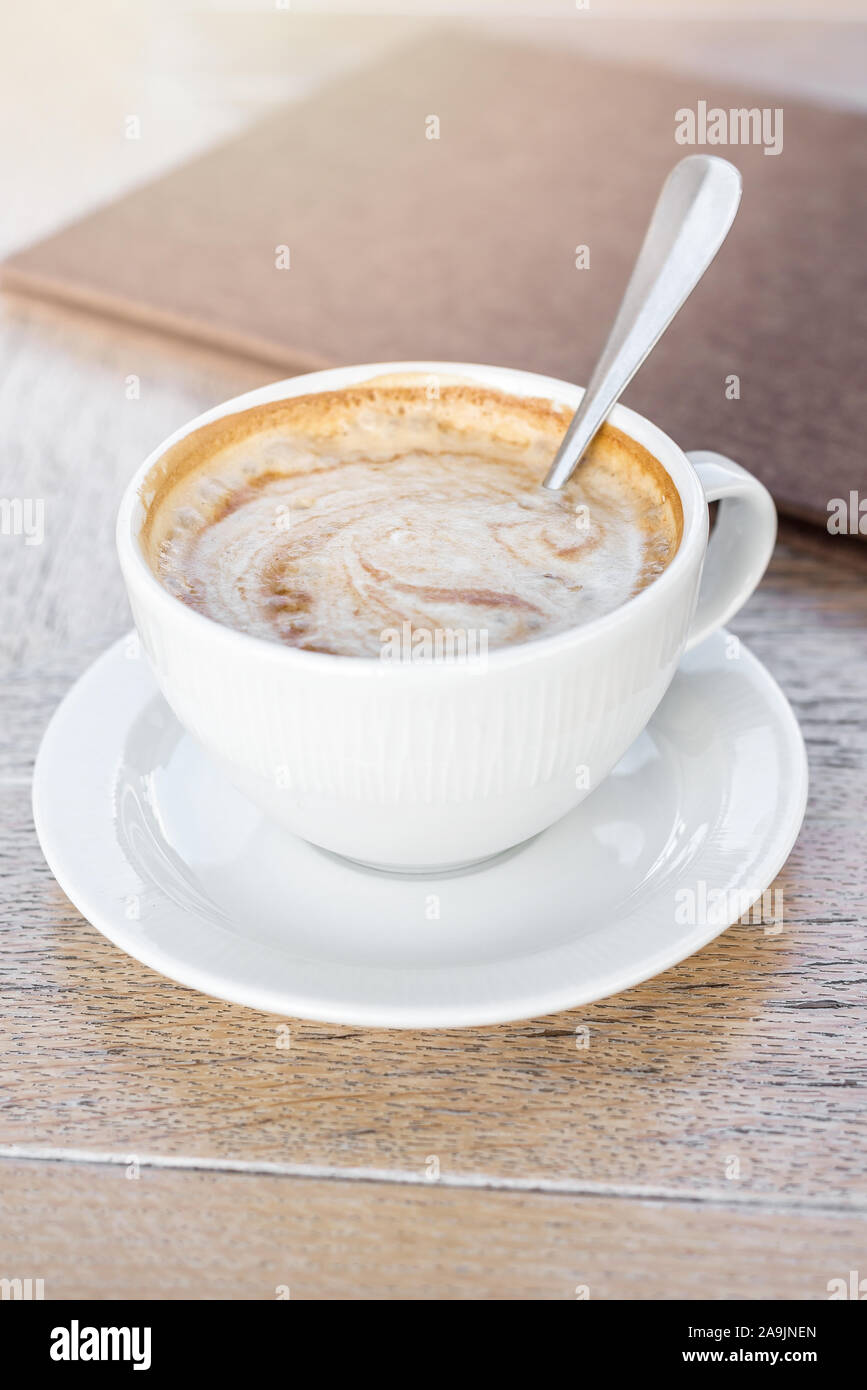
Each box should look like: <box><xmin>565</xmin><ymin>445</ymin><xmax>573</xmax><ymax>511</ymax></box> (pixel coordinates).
<box><xmin>141</xmin><ymin>379</ymin><xmax>683</xmax><ymax>658</ymax></box>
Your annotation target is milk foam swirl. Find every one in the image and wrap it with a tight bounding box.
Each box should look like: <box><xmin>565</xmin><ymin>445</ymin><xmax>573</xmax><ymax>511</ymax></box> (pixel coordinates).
<box><xmin>145</xmin><ymin>383</ymin><xmax>681</xmax><ymax>657</ymax></box>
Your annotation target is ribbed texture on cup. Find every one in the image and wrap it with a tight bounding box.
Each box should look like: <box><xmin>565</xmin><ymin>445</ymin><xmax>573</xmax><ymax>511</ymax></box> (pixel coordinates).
<box><xmin>127</xmin><ymin>561</ymin><xmax>695</xmax><ymax>863</ymax></box>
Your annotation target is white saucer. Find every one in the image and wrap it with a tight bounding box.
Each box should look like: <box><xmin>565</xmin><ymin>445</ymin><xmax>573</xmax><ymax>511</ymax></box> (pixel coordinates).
<box><xmin>33</xmin><ymin>631</ymin><xmax>807</xmax><ymax>1029</ymax></box>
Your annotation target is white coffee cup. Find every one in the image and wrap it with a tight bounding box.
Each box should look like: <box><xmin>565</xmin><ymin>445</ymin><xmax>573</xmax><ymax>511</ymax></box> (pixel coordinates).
<box><xmin>117</xmin><ymin>361</ymin><xmax>776</xmax><ymax>871</ymax></box>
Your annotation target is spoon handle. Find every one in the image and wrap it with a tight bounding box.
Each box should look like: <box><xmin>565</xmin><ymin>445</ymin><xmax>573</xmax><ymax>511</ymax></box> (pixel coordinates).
<box><xmin>542</xmin><ymin>154</ymin><xmax>742</xmax><ymax>491</ymax></box>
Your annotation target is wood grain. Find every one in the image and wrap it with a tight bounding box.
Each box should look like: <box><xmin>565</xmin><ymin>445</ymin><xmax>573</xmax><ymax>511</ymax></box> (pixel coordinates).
<box><xmin>1</xmin><ymin>289</ymin><xmax>865</xmax><ymax>1299</ymax></box>
<box><xmin>2</xmin><ymin>1159</ymin><xmax>864</xmax><ymax>1300</ymax></box>
<box><xmin>0</xmin><ymin>293</ymin><xmax>267</xmax><ymax>680</ymax></box>
<box><xmin>2</xmin><ymin>748</ymin><xmax>865</xmax><ymax>1205</ymax></box>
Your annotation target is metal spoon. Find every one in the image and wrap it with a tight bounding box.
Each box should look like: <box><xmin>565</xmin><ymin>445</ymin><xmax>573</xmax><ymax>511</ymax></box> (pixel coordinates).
<box><xmin>542</xmin><ymin>154</ymin><xmax>742</xmax><ymax>491</ymax></box>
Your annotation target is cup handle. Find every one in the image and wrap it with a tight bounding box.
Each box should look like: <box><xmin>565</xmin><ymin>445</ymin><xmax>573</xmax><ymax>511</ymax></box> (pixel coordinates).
<box><xmin>685</xmin><ymin>450</ymin><xmax>777</xmax><ymax>651</ymax></box>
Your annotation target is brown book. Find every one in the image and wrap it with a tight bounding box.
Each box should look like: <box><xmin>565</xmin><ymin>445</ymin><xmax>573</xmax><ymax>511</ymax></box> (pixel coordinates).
<box><xmin>4</xmin><ymin>29</ymin><xmax>865</xmax><ymax>531</ymax></box>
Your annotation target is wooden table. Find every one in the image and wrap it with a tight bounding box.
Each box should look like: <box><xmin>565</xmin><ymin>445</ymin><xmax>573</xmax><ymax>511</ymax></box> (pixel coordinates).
<box><xmin>1</xmin><ymin>289</ymin><xmax>865</xmax><ymax>1300</ymax></box>
<box><xmin>1</xmin><ymin>12</ymin><xmax>865</xmax><ymax>1302</ymax></box>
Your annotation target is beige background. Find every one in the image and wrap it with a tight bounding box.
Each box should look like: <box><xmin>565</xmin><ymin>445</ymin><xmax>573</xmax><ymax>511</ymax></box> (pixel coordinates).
<box><xmin>3</xmin><ymin>1</ymin><xmax>867</xmax><ymax>261</ymax></box>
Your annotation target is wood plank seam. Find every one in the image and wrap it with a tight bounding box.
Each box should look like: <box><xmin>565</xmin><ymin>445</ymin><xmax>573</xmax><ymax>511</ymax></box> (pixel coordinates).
<box><xmin>1</xmin><ymin>1147</ymin><xmax>865</xmax><ymax>1215</ymax></box>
